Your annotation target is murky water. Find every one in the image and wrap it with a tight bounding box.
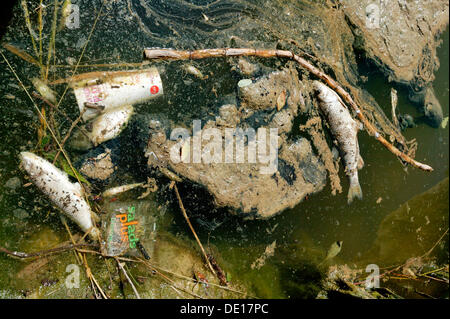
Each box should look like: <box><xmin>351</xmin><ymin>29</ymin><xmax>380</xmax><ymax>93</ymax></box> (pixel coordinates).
<box><xmin>0</xmin><ymin>1</ymin><xmax>448</xmax><ymax>298</ymax></box>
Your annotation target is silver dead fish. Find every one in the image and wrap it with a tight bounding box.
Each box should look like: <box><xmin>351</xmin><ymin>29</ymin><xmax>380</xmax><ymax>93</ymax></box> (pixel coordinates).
<box><xmin>19</xmin><ymin>152</ymin><xmax>100</xmax><ymax>240</ymax></box>
<box><xmin>314</xmin><ymin>81</ymin><xmax>363</xmax><ymax>203</ymax></box>
<box><xmin>102</xmin><ymin>182</ymin><xmax>145</xmax><ymax>198</ymax></box>
<box><xmin>86</xmin><ymin>104</ymin><xmax>134</xmax><ymax>147</ymax></box>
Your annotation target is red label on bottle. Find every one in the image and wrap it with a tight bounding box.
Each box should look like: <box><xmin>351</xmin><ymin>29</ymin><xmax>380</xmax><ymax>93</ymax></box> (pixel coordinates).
<box><xmin>150</xmin><ymin>85</ymin><xmax>159</xmax><ymax>95</ymax></box>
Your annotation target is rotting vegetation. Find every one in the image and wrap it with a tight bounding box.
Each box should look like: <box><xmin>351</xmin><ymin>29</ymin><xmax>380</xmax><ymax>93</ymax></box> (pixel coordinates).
<box><xmin>0</xmin><ymin>0</ymin><xmax>448</xmax><ymax>299</ymax></box>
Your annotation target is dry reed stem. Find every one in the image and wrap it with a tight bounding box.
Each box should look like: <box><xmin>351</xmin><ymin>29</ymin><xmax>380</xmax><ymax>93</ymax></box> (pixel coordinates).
<box><xmin>115</xmin><ymin>258</ymin><xmax>141</xmax><ymax>299</ymax></box>
<box><xmin>21</xmin><ymin>0</ymin><xmax>39</xmax><ymax>59</ymax></box>
<box><xmin>2</xmin><ymin>43</ymin><xmax>40</xmax><ymax>66</ymax></box>
<box><xmin>0</xmin><ymin>243</ymin><xmax>98</xmax><ymax>259</ymax></box>
<box><xmin>173</xmin><ymin>183</ymin><xmax>216</xmax><ymax>275</ymax></box>
<box><xmin>45</xmin><ymin>0</ymin><xmax>59</xmax><ymax>80</ymax></box>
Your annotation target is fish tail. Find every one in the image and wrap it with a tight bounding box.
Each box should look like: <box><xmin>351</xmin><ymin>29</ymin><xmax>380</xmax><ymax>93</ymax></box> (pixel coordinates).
<box><xmin>347</xmin><ymin>179</ymin><xmax>363</xmax><ymax>204</ymax></box>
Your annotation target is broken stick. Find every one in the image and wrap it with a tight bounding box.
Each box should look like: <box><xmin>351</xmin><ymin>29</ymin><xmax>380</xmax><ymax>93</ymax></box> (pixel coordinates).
<box><xmin>143</xmin><ymin>48</ymin><xmax>432</xmax><ymax>172</ymax></box>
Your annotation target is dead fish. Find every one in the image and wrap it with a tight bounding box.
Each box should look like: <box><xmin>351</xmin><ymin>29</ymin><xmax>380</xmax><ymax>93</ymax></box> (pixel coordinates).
<box><xmin>86</xmin><ymin>105</ymin><xmax>134</xmax><ymax>146</ymax></box>
<box><xmin>102</xmin><ymin>182</ymin><xmax>145</xmax><ymax>198</ymax></box>
<box><xmin>314</xmin><ymin>81</ymin><xmax>363</xmax><ymax>203</ymax></box>
<box><xmin>19</xmin><ymin>152</ymin><xmax>100</xmax><ymax>240</ymax></box>
<box><xmin>183</xmin><ymin>64</ymin><xmax>207</xmax><ymax>80</ymax></box>
<box><xmin>31</xmin><ymin>77</ymin><xmax>57</xmax><ymax>104</ymax></box>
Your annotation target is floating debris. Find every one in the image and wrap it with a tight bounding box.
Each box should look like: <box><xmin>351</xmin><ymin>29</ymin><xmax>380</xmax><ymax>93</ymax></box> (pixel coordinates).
<box><xmin>137</xmin><ymin>177</ymin><xmax>158</xmax><ymax>199</ymax></box>
<box><xmin>3</xmin><ymin>94</ymin><xmax>16</xmax><ymax>100</ymax></box>
<box><xmin>441</xmin><ymin>116</ymin><xmax>448</xmax><ymax>129</ymax></box>
<box><xmin>276</xmin><ymin>89</ymin><xmax>287</xmax><ymax>111</ymax></box>
<box><xmin>391</xmin><ymin>88</ymin><xmax>399</xmax><ymax>129</ymax></box>
<box><xmin>237</xmin><ymin>79</ymin><xmax>252</xmax><ymax>88</ymax></box>
<box><xmin>183</xmin><ymin>64</ymin><xmax>207</xmax><ymax>80</ymax></box>
<box><xmin>251</xmin><ymin>241</ymin><xmax>276</xmax><ymax>270</ymax></box>
<box><xmin>78</xmin><ymin>149</ymin><xmax>116</xmax><ymax>181</ymax></box>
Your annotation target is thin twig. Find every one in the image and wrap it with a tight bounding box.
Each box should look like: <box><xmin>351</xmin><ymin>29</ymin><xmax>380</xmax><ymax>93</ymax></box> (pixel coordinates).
<box><xmin>21</xmin><ymin>0</ymin><xmax>39</xmax><ymax>60</ymax></box>
<box><xmin>149</xmin><ymin>261</ymin><xmax>249</xmax><ymax>297</ymax></box>
<box><xmin>116</xmin><ymin>256</ymin><xmax>251</xmax><ymax>297</ymax></box>
<box><xmin>52</xmin><ymin>108</ymin><xmax>86</xmax><ymax>164</ymax></box>
<box><xmin>45</xmin><ymin>0</ymin><xmax>59</xmax><ymax>80</ymax></box>
<box><xmin>421</xmin><ymin>228</ymin><xmax>449</xmax><ymax>258</ymax></box>
<box><xmin>138</xmin><ymin>258</ymin><xmax>204</xmax><ymax>299</ymax></box>
<box><xmin>61</xmin><ymin>216</ymin><xmax>82</xmax><ymax>265</ymax></box>
<box><xmin>421</xmin><ymin>274</ymin><xmax>449</xmax><ymax>284</ymax></box>
<box><xmin>418</xmin><ymin>266</ymin><xmax>448</xmax><ymax>277</ymax></box>
<box><xmin>173</xmin><ymin>183</ymin><xmax>216</xmax><ymax>275</ymax></box>
<box><xmin>115</xmin><ymin>258</ymin><xmax>141</xmax><ymax>299</ymax></box>
<box><xmin>32</xmin><ymin>91</ymin><xmax>91</xmax><ymax>139</ymax></box>
<box><xmin>0</xmin><ymin>243</ymin><xmax>98</xmax><ymax>259</ymax></box>
<box><xmin>38</xmin><ymin>0</ymin><xmax>44</xmax><ymax>78</ymax></box>
<box><xmin>82</xmin><ymin>254</ymin><xmax>108</xmax><ymax>299</ymax></box>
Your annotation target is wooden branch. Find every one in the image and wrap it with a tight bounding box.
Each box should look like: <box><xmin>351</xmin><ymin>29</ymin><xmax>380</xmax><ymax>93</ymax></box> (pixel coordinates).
<box><xmin>143</xmin><ymin>48</ymin><xmax>433</xmax><ymax>172</ymax></box>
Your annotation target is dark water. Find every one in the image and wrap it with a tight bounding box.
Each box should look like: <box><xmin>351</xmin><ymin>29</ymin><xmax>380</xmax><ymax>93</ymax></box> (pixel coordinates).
<box><xmin>0</xmin><ymin>1</ymin><xmax>448</xmax><ymax>298</ymax></box>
